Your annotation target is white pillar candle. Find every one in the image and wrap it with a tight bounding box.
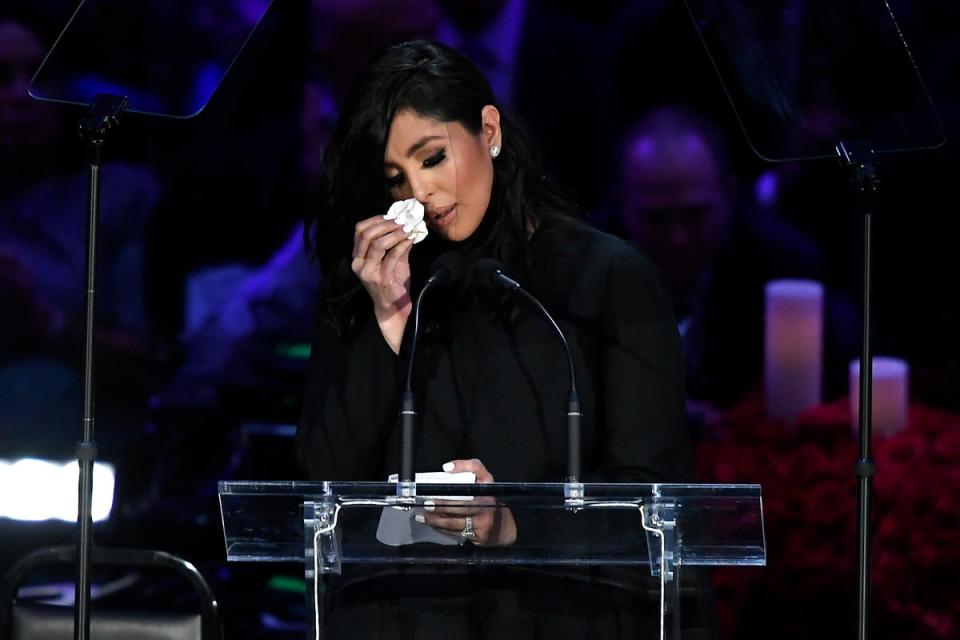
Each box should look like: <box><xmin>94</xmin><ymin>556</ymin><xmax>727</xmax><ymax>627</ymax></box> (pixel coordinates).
<box><xmin>764</xmin><ymin>280</ymin><xmax>823</xmax><ymax>421</ymax></box>
<box><xmin>849</xmin><ymin>357</ymin><xmax>909</xmax><ymax>437</ymax></box>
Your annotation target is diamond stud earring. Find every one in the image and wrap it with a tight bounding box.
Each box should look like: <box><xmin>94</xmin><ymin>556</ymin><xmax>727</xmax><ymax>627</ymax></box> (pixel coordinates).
<box><xmin>490</xmin><ymin>144</ymin><xmax>500</xmax><ymax>158</ymax></box>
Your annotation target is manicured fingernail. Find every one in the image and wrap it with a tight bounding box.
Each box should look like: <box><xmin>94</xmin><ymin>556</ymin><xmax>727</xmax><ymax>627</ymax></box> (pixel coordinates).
<box><xmin>414</xmin><ymin>514</ymin><xmax>426</xmax><ymax>524</ymax></box>
<box><xmin>424</xmin><ymin>500</ymin><xmax>435</xmax><ymax>512</ymax></box>
<box><xmin>442</xmin><ymin>462</ymin><xmax>455</xmax><ymax>472</ymax></box>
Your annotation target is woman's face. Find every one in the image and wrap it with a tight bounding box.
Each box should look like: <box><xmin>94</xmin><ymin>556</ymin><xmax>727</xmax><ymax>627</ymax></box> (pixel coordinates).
<box><xmin>383</xmin><ymin>106</ymin><xmax>500</xmax><ymax>243</ymax></box>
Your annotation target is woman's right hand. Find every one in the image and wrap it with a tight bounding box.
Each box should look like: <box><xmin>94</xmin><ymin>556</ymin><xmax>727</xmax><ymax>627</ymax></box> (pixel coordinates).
<box><xmin>352</xmin><ymin>215</ymin><xmax>414</xmax><ymax>354</ymax></box>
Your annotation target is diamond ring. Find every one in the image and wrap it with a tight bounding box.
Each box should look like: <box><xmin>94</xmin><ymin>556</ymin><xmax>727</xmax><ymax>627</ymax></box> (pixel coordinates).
<box><xmin>458</xmin><ymin>515</ymin><xmax>477</xmax><ymax>545</ymax></box>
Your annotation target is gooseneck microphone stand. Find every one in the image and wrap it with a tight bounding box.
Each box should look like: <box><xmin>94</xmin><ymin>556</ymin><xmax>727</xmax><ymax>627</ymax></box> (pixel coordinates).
<box><xmin>476</xmin><ymin>259</ymin><xmax>583</xmax><ymax>486</ymax></box>
<box><xmin>398</xmin><ymin>252</ymin><xmax>465</xmax><ymax>495</ymax></box>
<box><xmin>836</xmin><ymin>140</ymin><xmax>880</xmax><ymax>640</ymax></box>
<box><xmin>499</xmin><ymin>281</ymin><xmax>582</xmax><ymax>484</ymax></box>
<box><xmin>74</xmin><ymin>92</ymin><xmax>128</xmax><ymax>640</ymax></box>
<box><xmin>398</xmin><ymin>283</ymin><xmax>434</xmax><ymax>492</ymax></box>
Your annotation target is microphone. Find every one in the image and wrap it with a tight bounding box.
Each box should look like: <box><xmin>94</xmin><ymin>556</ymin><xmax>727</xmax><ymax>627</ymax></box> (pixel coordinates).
<box><xmin>424</xmin><ymin>250</ymin><xmax>467</xmax><ymax>288</ymax></box>
<box><xmin>474</xmin><ymin>258</ymin><xmax>583</xmax><ymax>485</ymax></box>
<box><xmin>399</xmin><ymin>251</ymin><xmax>466</xmax><ymax>487</ymax></box>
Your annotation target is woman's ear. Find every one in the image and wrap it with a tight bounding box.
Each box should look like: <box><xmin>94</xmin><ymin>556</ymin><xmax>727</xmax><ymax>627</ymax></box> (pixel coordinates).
<box><xmin>480</xmin><ymin>105</ymin><xmax>502</xmax><ymax>153</ymax></box>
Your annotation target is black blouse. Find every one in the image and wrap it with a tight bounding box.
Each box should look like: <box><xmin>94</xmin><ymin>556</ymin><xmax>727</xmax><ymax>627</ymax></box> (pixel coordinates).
<box><xmin>296</xmin><ymin>218</ymin><xmax>693</xmax><ymax>486</ymax></box>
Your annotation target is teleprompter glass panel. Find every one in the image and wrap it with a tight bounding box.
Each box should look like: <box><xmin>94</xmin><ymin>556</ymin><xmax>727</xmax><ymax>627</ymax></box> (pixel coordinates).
<box><xmin>29</xmin><ymin>0</ymin><xmax>274</xmax><ymax>118</ymax></box>
<box><xmin>681</xmin><ymin>0</ymin><xmax>945</xmax><ymax>161</ymax></box>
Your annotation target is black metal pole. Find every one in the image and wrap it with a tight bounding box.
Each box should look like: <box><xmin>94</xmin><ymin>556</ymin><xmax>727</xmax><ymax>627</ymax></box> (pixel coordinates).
<box><xmin>400</xmin><ymin>390</ymin><xmax>415</xmax><ymax>483</ymax></box>
<box><xmin>73</xmin><ymin>128</ymin><xmax>102</xmax><ymax>640</ymax></box>
<box><xmin>566</xmin><ymin>391</ymin><xmax>581</xmax><ymax>484</ymax></box>
<box><xmin>74</xmin><ymin>93</ymin><xmax>127</xmax><ymax>640</ymax></box>
<box><xmin>837</xmin><ymin>141</ymin><xmax>879</xmax><ymax>640</ymax></box>
<box><xmin>855</xmin><ymin>207</ymin><xmax>875</xmax><ymax>640</ymax></box>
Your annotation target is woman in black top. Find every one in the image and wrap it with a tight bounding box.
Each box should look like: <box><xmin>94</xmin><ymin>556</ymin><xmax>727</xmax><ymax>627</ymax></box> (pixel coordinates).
<box><xmin>297</xmin><ymin>40</ymin><xmax>704</xmax><ymax>638</ymax></box>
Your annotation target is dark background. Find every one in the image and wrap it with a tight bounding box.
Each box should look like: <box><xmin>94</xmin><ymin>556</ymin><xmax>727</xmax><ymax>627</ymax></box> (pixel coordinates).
<box><xmin>0</xmin><ymin>1</ymin><xmax>956</xmax><ymax>637</ymax></box>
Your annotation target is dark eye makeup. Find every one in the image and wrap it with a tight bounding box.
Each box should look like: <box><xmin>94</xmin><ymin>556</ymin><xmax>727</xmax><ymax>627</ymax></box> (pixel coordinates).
<box><xmin>384</xmin><ymin>149</ymin><xmax>447</xmax><ymax>189</ymax></box>
<box><xmin>423</xmin><ymin>149</ymin><xmax>446</xmax><ymax>168</ymax></box>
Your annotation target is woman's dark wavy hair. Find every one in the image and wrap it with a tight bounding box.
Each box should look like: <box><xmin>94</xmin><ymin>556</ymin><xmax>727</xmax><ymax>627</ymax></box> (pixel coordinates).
<box><xmin>307</xmin><ymin>39</ymin><xmax>578</xmax><ymax>340</ymax></box>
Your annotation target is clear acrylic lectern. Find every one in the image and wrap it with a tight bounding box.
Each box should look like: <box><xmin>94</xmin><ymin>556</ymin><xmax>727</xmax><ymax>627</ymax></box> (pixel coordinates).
<box><xmin>219</xmin><ymin>481</ymin><xmax>764</xmax><ymax>639</ymax></box>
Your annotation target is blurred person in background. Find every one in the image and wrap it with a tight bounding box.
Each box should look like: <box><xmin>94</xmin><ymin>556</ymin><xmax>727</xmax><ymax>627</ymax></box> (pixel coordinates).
<box><xmin>0</xmin><ymin>17</ymin><xmax>162</xmax><ymax>458</ymax></box>
<box><xmin>615</xmin><ymin>105</ymin><xmax>856</xmax><ymax>415</ymax></box>
<box><xmin>161</xmin><ymin>78</ymin><xmax>334</xmax><ymax>401</ymax></box>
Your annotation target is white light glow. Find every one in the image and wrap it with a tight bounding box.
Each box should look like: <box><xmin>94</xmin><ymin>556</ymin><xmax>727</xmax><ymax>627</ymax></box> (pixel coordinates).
<box><xmin>0</xmin><ymin>459</ymin><xmax>115</xmax><ymax>522</ymax></box>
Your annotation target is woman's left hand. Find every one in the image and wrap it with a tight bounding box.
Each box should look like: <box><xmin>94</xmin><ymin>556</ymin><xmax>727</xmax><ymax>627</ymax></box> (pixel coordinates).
<box><xmin>418</xmin><ymin>458</ymin><xmax>517</xmax><ymax>546</ymax></box>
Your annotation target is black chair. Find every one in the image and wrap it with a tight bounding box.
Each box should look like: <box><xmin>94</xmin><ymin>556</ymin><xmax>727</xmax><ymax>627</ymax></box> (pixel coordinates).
<box><xmin>0</xmin><ymin>545</ymin><xmax>220</xmax><ymax>640</ymax></box>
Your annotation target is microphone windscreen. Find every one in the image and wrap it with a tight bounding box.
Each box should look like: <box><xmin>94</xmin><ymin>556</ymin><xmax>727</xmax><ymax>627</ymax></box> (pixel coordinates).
<box><xmin>429</xmin><ymin>251</ymin><xmax>467</xmax><ymax>286</ymax></box>
<box><xmin>473</xmin><ymin>258</ymin><xmax>508</xmax><ymax>288</ymax></box>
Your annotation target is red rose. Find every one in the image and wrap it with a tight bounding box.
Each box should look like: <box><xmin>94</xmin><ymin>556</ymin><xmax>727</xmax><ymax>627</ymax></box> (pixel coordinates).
<box><xmin>697</xmin><ymin>394</ymin><xmax>960</xmax><ymax>639</ymax></box>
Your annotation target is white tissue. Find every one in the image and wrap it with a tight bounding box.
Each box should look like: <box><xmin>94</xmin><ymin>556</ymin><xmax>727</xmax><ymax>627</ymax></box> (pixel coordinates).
<box><xmin>384</xmin><ymin>198</ymin><xmax>428</xmax><ymax>244</ymax></box>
